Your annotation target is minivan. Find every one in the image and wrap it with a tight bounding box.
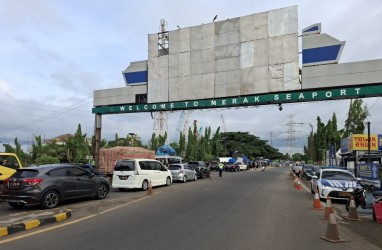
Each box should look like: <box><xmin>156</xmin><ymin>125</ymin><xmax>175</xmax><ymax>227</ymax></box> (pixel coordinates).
<box><xmin>112</xmin><ymin>159</ymin><xmax>172</xmax><ymax>191</ymax></box>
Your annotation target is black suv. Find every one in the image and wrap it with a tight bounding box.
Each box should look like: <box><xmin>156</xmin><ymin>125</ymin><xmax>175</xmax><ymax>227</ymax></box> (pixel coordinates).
<box><xmin>188</xmin><ymin>161</ymin><xmax>210</xmax><ymax>179</ymax></box>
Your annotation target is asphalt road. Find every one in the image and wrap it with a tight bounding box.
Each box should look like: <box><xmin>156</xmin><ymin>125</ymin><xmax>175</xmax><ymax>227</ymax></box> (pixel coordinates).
<box><xmin>0</xmin><ymin>168</ymin><xmax>381</xmax><ymax>250</ymax></box>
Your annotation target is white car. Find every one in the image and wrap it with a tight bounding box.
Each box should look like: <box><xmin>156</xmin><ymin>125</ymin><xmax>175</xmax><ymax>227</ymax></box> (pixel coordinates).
<box><xmin>168</xmin><ymin>163</ymin><xmax>197</xmax><ymax>182</ymax></box>
<box><xmin>112</xmin><ymin>159</ymin><xmax>172</xmax><ymax>191</ymax></box>
<box><xmin>236</xmin><ymin>162</ymin><xmax>248</xmax><ymax>171</ymax></box>
<box><xmin>311</xmin><ymin>168</ymin><xmax>358</xmax><ymax>200</ymax></box>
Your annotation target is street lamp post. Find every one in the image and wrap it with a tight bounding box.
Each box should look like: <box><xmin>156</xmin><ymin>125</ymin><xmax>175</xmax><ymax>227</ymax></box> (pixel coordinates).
<box><xmin>366</xmin><ymin>121</ymin><xmax>371</xmax><ymax>163</ymax></box>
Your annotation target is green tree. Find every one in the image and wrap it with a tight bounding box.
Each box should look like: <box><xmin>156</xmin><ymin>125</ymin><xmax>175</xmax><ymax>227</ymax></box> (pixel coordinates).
<box><xmin>343</xmin><ymin>99</ymin><xmax>369</xmax><ymax>138</ymax></box>
<box><xmin>35</xmin><ymin>155</ymin><xmax>60</xmax><ymax>165</ymax></box>
<box><xmin>149</xmin><ymin>133</ymin><xmax>159</xmax><ymax>150</ymax></box>
<box><xmin>66</xmin><ymin>124</ymin><xmax>90</xmax><ymax>163</ymax></box>
<box><xmin>211</xmin><ymin>127</ymin><xmax>223</xmax><ymax>157</ymax></box>
<box><xmin>178</xmin><ymin>132</ymin><xmax>186</xmax><ymax>158</ymax></box>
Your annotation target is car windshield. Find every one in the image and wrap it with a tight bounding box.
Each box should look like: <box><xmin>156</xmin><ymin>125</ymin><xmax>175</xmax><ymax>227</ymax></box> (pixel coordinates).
<box><xmin>168</xmin><ymin>165</ymin><xmax>181</xmax><ymax>170</ymax></box>
<box><xmin>115</xmin><ymin>161</ymin><xmax>135</xmax><ymax>171</ymax></box>
<box><xmin>321</xmin><ymin>171</ymin><xmax>355</xmax><ymax>181</ymax></box>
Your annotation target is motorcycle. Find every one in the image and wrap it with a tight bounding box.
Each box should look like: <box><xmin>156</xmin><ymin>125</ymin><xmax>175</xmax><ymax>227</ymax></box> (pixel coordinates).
<box><xmin>346</xmin><ymin>184</ymin><xmax>382</xmax><ymax>211</ymax></box>
<box><xmin>345</xmin><ymin>186</ymin><xmax>366</xmax><ymax>211</ymax></box>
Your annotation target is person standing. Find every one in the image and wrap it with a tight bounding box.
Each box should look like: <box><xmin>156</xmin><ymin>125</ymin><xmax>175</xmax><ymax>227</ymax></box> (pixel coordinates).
<box><xmin>218</xmin><ymin>162</ymin><xmax>224</xmax><ymax>177</ymax></box>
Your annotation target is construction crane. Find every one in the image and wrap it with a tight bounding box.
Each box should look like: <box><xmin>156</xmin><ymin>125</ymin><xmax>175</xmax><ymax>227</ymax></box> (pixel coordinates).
<box><xmin>172</xmin><ymin>110</ymin><xmax>192</xmax><ymax>142</ymax></box>
<box><xmin>221</xmin><ymin>114</ymin><xmax>226</xmax><ymax>132</ymax></box>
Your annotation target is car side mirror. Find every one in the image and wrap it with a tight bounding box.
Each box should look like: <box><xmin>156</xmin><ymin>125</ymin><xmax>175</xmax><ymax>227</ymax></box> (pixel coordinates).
<box><xmin>88</xmin><ymin>172</ymin><xmax>95</xmax><ymax>178</ymax></box>
<box><xmin>312</xmin><ymin>176</ymin><xmax>318</xmax><ymax>180</ymax></box>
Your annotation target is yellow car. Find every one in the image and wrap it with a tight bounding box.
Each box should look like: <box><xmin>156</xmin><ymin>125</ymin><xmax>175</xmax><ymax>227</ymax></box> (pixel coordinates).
<box><xmin>0</xmin><ymin>153</ymin><xmax>23</xmax><ymax>184</ymax></box>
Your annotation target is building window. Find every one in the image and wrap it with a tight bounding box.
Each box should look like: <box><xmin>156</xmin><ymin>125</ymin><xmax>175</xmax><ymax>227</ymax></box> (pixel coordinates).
<box><xmin>135</xmin><ymin>94</ymin><xmax>147</xmax><ymax>103</ymax></box>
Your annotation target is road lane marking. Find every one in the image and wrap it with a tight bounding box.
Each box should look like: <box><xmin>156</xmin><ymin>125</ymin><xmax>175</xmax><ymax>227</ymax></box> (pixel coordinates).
<box><xmin>0</xmin><ymin>195</ymin><xmax>149</xmax><ymax>244</ymax></box>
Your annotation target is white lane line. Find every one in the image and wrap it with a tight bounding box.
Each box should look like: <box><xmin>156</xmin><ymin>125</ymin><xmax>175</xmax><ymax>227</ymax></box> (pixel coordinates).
<box><xmin>0</xmin><ymin>195</ymin><xmax>150</xmax><ymax>244</ymax></box>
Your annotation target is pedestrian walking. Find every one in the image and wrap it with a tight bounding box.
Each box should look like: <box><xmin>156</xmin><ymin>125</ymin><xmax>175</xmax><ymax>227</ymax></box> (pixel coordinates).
<box><xmin>218</xmin><ymin>162</ymin><xmax>224</xmax><ymax>177</ymax></box>
<box><xmin>293</xmin><ymin>164</ymin><xmax>302</xmax><ymax>178</ymax></box>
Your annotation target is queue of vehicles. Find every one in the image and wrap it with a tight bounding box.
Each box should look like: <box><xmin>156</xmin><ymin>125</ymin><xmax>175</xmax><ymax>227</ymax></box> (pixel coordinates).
<box><xmin>0</xmin><ymin>154</ymin><xmax>248</xmax><ymax>209</ymax></box>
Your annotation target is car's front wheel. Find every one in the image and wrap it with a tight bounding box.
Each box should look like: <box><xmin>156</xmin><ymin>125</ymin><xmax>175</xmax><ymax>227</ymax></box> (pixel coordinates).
<box><xmin>96</xmin><ymin>183</ymin><xmax>108</xmax><ymax>199</ymax></box>
<box><xmin>41</xmin><ymin>190</ymin><xmax>60</xmax><ymax>209</ymax></box>
<box><xmin>166</xmin><ymin>177</ymin><xmax>171</xmax><ymax>186</ymax></box>
<box><xmin>9</xmin><ymin>202</ymin><xmax>25</xmax><ymax>209</ymax></box>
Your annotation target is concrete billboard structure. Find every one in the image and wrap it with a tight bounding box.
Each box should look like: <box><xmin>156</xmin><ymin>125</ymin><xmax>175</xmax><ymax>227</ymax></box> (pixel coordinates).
<box><xmin>148</xmin><ymin>6</ymin><xmax>299</xmax><ymax>103</ymax></box>
<box><xmin>92</xmin><ymin>5</ymin><xmax>382</xmax><ymax>115</ymax></box>
<box><xmin>94</xmin><ymin>6</ymin><xmax>300</xmax><ymax>108</ymax></box>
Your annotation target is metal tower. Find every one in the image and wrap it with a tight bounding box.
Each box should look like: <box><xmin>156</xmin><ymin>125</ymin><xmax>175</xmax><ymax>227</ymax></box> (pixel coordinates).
<box><xmin>153</xmin><ymin>111</ymin><xmax>168</xmax><ymax>138</ymax></box>
<box><xmin>284</xmin><ymin>115</ymin><xmax>299</xmax><ymax>154</ymax></box>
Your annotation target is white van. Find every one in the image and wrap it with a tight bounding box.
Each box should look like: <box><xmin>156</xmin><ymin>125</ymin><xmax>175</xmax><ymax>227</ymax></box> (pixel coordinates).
<box><xmin>112</xmin><ymin>159</ymin><xmax>172</xmax><ymax>191</ymax></box>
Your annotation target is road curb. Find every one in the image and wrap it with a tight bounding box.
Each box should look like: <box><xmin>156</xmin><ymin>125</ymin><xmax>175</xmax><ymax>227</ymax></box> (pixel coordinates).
<box><xmin>0</xmin><ymin>209</ymin><xmax>71</xmax><ymax>237</ymax></box>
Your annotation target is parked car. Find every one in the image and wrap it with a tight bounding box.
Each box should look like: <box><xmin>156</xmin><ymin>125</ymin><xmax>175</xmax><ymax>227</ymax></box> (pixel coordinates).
<box><xmin>112</xmin><ymin>159</ymin><xmax>172</xmax><ymax>191</ymax></box>
<box><xmin>188</xmin><ymin>161</ymin><xmax>210</xmax><ymax>179</ymax></box>
<box><xmin>0</xmin><ymin>164</ymin><xmax>110</xmax><ymax>209</ymax></box>
<box><xmin>311</xmin><ymin>168</ymin><xmax>358</xmax><ymax>200</ymax></box>
<box><xmin>236</xmin><ymin>162</ymin><xmax>248</xmax><ymax>171</ymax></box>
<box><xmin>224</xmin><ymin>162</ymin><xmax>239</xmax><ymax>172</ymax></box>
<box><xmin>168</xmin><ymin>163</ymin><xmax>197</xmax><ymax>183</ymax></box>
<box><xmin>302</xmin><ymin>164</ymin><xmax>317</xmax><ymax>180</ymax></box>
<box><xmin>208</xmin><ymin>161</ymin><xmax>219</xmax><ymax>171</ymax></box>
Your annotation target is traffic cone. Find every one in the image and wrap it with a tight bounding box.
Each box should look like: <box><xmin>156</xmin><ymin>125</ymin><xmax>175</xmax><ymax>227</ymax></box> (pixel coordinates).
<box><xmin>147</xmin><ymin>180</ymin><xmax>153</xmax><ymax>196</ymax></box>
<box><xmin>296</xmin><ymin>178</ymin><xmax>302</xmax><ymax>190</ymax></box>
<box><xmin>313</xmin><ymin>188</ymin><xmax>324</xmax><ymax>210</ymax></box>
<box><xmin>345</xmin><ymin>196</ymin><xmax>360</xmax><ymax>221</ymax></box>
<box><xmin>321</xmin><ymin>213</ymin><xmax>346</xmax><ymax>243</ymax></box>
<box><xmin>323</xmin><ymin>195</ymin><xmax>334</xmax><ymax>220</ymax></box>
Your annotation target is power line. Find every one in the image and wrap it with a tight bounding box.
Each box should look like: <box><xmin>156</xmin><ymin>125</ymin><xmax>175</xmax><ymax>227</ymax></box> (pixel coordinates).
<box><xmin>0</xmin><ymin>97</ymin><xmax>93</xmax><ymax>136</ymax></box>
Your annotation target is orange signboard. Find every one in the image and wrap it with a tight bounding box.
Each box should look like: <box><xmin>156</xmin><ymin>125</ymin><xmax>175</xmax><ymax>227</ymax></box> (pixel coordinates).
<box><xmin>351</xmin><ymin>134</ymin><xmax>378</xmax><ymax>151</ymax></box>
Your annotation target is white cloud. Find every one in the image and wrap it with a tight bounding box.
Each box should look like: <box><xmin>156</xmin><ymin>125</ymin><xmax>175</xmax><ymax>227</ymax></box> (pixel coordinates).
<box><xmin>0</xmin><ymin>80</ymin><xmax>13</xmax><ymax>98</ymax></box>
<box><xmin>0</xmin><ymin>0</ymin><xmax>382</xmax><ymax>156</ymax></box>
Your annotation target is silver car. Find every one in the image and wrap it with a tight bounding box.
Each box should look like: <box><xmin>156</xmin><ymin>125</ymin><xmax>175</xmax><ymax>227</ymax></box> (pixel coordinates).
<box><xmin>168</xmin><ymin>164</ymin><xmax>197</xmax><ymax>183</ymax></box>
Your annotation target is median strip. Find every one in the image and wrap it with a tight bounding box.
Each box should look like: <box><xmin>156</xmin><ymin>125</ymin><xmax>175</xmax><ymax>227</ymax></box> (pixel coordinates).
<box><xmin>0</xmin><ymin>209</ymin><xmax>71</xmax><ymax>237</ymax></box>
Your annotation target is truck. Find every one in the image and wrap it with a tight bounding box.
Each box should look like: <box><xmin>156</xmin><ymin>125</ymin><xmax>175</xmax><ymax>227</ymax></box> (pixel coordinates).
<box><xmin>98</xmin><ymin>146</ymin><xmax>155</xmax><ymax>177</ymax></box>
<box><xmin>0</xmin><ymin>153</ymin><xmax>23</xmax><ymax>184</ymax></box>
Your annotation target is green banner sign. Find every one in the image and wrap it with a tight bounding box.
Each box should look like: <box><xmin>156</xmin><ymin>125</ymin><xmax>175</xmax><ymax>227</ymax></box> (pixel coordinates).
<box><xmin>92</xmin><ymin>85</ymin><xmax>382</xmax><ymax>115</ymax></box>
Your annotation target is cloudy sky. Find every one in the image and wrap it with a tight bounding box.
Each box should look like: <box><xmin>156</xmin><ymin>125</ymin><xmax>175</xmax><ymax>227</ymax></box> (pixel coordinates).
<box><xmin>1</xmin><ymin>0</ymin><xmax>382</xmax><ymax>154</ymax></box>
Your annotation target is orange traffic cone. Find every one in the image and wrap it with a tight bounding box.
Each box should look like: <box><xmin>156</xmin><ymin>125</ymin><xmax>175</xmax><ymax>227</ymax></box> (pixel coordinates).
<box><xmin>147</xmin><ymin>180</ymin><xmax>153</xmax><ymax>196</ymax></box>
<box><xmin>323</xmin><ymin>195</ymin><xmax>334</xmax><ymax>220</ymax></box>
<box><xmin>321</xmin><ymin>213</ymin><xmax>346</xmax><ymax>243</ymax></box>
<box><xmin>345</xmin><ymin>196</ymin><xmax>360</xmax><ymax>221</ymax></box>
<box><xmin>296</xmin><ymin>178</ymin><xmax>302</xmax><ymax>190</ymax></box>
<box><xmin>313</xmin><ymin>189</ymin><xmax>324</xmax><ymax>210</ymax></box>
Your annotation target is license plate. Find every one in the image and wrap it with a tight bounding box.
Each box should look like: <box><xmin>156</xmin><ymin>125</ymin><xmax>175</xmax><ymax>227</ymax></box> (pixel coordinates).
<box><xmin>338</xmin><ymin>192</ymin><xmax>351</xmax><ymax>197</ymax></box>
<box><xmin>9</xmin><ymin>182</ymin><xmax>21</xmax><ymax>187</ymax></box>
<box><xmin>119</xmin><ymin>175</ymin><xmax>129</xmax><ymax>180</ymax></box>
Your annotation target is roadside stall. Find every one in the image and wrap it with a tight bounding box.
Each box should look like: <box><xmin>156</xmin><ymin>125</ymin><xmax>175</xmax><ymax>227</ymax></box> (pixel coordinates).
<box><xmin>340</xmin><ymin>134</ymin><xmax>382</xmax><ymax>190</ymax></box>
